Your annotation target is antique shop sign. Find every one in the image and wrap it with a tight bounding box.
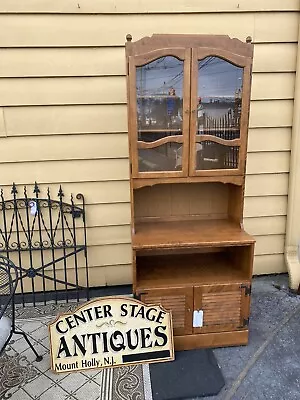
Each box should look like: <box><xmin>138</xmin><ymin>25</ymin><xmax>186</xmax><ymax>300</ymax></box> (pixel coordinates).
<box><xmin>49</xmin><ymin>297</ymin><xmax>174</xmax><ymax>373</ymax></box>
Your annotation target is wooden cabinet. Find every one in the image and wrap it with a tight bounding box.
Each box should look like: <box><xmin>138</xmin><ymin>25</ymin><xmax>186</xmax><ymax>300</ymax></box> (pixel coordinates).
<box><xmin>126</xmin><ymin>34</ymin><xmax>255</xmax><ymax>350</ymax></box>
<box><xmin>140</xmin><ymin>287</ymin><xmax>193</xmax><ymax>336</ymax></box>
<box><xmin>193</xmin><ymin>283</ymin><xmax>251</xmax><ymax>334</ymax></box>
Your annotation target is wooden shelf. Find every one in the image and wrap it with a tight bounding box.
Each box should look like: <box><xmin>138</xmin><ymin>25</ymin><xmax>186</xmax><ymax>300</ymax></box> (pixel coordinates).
<box><xmin>136</xmin><ymin>252</ymin><xmax>250</xmax><ymax>290</ymax></box>
<box><xmin>133</xmin><ymin>219</ymin><xmax>254</xmax><ymax>250</ymax></box>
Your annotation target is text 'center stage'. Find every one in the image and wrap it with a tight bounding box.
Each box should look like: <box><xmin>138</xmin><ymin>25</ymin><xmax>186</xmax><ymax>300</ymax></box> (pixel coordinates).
<box><xmin>49</xmin><ymin>297</ymin><xmax>174</xmax><ymax>373</ymax></box>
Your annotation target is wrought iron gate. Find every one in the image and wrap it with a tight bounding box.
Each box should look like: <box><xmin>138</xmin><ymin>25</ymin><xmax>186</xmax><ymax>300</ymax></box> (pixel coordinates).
<box><xmin>0</xmin><ymin>183</ymin><xmax>89</xmax><ymax>306</ymax></box>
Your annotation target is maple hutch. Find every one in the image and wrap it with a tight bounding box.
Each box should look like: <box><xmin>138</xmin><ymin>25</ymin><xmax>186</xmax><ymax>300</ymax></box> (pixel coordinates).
<box><xmin>125</xmin><ymin>34</ymin><xmax>255</xmax><ymax>350</ymax></box>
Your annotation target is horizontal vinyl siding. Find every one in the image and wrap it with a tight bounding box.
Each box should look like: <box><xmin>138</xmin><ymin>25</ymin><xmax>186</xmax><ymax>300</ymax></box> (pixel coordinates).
<box><xmin>0</xmin><ymin>13</ymin><xmax>298</xmax><ymax>47</ymax></box>
<box><xmin>247</xmin><ymin>128</ymin><xmax>291</xmax><ymax>152</ymax></box>
<box><xmin>0</xmin><ymin>137</ymin><xmax>290</xmax><ymax>166</ymax></box>
<box><xmin>0</xmin><ymin>159</ymin><xmax>130</xmax><ymax>185</ymax></box>
<box><xmin>0</xmin><ymin>72</ymin><xmax>294</xmax><ymax>106</ymax></box>
<box><xmin>2</xmin><ymin>105</ymin><xmax>128</xmax><ymax>135</ymax></box>
<box><xmin>0</xmin><ymin>176</ymin><xmax>288</xmax><ymax>200</ymax></box>
<box><xmin>0</xmin><ymin>43</ymin><xmax>297</xmax><ymax>78</ymax></box>
<box><xmin>0</xmin><ymin>0</ymin><xmax>298</xmax><ymax>13</ymax></box>
<box><xmin>253</xmin><ymin>254</ymin><xmax>286</xmax><ymax>274</ymax></box>
<box><xmin>0</xmin><ymin>99</ymin><xmax>294</xmax><ymax>137</ymax></box>
<box><xmin>0</xmin><ymin>8</ymin><xmax>297</xmax><ymax>284</ymax></box>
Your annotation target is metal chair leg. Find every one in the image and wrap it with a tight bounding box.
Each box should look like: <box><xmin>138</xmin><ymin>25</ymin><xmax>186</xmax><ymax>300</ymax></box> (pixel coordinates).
<box><xmin>13</xmin><ymin>330</ymin><xmax>43</xmax><ymax>362</ymax></box>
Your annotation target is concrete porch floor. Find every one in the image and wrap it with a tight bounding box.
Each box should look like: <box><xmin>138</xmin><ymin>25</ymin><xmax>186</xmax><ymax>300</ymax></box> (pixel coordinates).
<box><xmin>203</xmin><ymin>274</ymin><xmax>300</xmax><ymax>400</ymax></box>
<box><xmin>2</xmin><ymin>274</ymin><xmax>300</xmax><ymax>400</ymax></box>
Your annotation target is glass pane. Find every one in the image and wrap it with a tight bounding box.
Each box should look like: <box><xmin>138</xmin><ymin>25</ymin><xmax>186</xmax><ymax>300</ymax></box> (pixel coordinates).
<box><xmin>196</xmin><ymin>141</ymin><xmax>239</xmax><ymax>170</ymax></box>
<box><xmin>136</xmin><ymin>56</ymin><xmax>184</xmax><ymax>132</ymax></box>
<box><xmin>138</xmin><ymin>143</ymin><xmax>183</xmax><ymax>172</ymax></box>
<box><xmin>136</xmin><ymin>56</ymin><xmax>184</xmax><ymax>173</ymax></box>
<box><xmin>197</xmin><ymin>57</ymin><xmax>243</xmax><ymax>140</ymax></box>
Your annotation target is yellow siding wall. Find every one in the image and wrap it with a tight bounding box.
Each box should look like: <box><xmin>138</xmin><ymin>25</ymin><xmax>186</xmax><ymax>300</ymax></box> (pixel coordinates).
<box><xmin>0</xmin><ymin>0</ymin><xmax>298</xmax><ymax>284</ymax></box>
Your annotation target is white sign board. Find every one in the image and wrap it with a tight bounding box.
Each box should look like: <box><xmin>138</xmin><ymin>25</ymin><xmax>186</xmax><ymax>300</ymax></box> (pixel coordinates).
<box><xmin>49</xmin><ymin>297</ymin><xmax>174</xmax><ymax>373</ymax></box>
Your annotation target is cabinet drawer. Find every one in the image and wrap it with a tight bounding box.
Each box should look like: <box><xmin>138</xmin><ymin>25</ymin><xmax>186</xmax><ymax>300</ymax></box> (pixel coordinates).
<box><xmin>138</xmin><ymin>287</ymin><xmax>193</xmax><ymax>336</ymax></box>
<box><xmin>193</xmin><ymin>283</ymin><xmax>250</xmax><ymax>334</ymax></box>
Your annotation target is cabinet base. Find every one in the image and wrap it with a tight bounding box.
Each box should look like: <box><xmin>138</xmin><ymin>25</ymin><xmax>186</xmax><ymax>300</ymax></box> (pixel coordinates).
<box><xmin>174</xmin><ymin>330</ymin><xmax>248</xmax><ymax>351</ymax></box>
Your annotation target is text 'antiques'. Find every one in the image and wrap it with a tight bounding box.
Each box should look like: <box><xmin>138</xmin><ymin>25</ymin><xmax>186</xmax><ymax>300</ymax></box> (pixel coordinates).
<box><xmin>49</xmin><ymin>297</ymin><xmax>174</xmax><ymax>373</ymax></box>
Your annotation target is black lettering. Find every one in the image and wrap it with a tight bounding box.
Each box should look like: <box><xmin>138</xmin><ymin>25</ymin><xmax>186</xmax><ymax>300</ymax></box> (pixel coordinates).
<box><xmin>140</xmin><ymin>327</ymin><xmax>152</xmax><ymax>349</ymax></box>
<box><xmin>110</xmin><ymin>331</ymin><xmax>126</xmax><ymax>352</ymax></box>
<box><xmin>65</xmin><ymin>316</ymin><xmax>76</xmax><ymax>329</ymax></box>
<box><xmin>72</xmin><ymin>334</ymin><xmax>87</xmax><ymax>356</ymax></box>
<box><xmin>94</xmin><ymin>306</ymin><xmax>103</xmax><ymax>319</ymax></box>
<box><xmin>57</xmin><ymin>336</ymin><xmax>72</xmax><ymax>358</ymax></box>
<box><xmin>156</xmin><ymin>311</ymin><xmax>166</xmax><ymax>324</ymax></box>
<box><xmin>120</xmin><ymin>303</ymin><xmax>128</xmax><ymax>317</ymax></box>
<box><xmin>126</xmin><ymin>329</ymin><xmax>139</xmax><ymax>350</ymax></box>
<box><xmin>154</xmin><ymin>326</ymin><xmax>168</xmax><ymax>347</ymax></box>
<box><xmin>73</xmin><ymin>311</ymin><xmax>87</xmax><ymax>325</ymax></box>
<box><xmin>104</xmin><ymin>357</ymin><xmax>111</xmax><ymax>365</ymax></box>
<box><xmin>87</xmin><ymin>332</ymin><xmax>101</xmax><ymax>354</ymax></box>
<box><xmin>102</xmin><ymin>332</ymin><xmax>109</xmax><ymax>353</ymax></box>
<box><xmin>146</xmin><ymin>307</ymin><xmax>157</xmax><ymax>322</ymax></box>
<box><xmin>103</xmin><ymin>305</ymin><xmax>113</xmax><ymax>318</ymax></box>
<box><xmin>135</xmin><ymin>306</ymin><xmax>145</xmax><ymax>319</ymax></box>
<box><xmin>56</xmin><ymin>320</ymin><xmax>68</xmax><ymax>334</ymax></box>
<box><xmin>84</xmin><ymin>308</ymin><xmax>93</xmax><ymax>321</ymax></box>
<box><xmin>130</xmin><ymin>304</ymin><xmax>138</xmax><ymax>317</ymax></box>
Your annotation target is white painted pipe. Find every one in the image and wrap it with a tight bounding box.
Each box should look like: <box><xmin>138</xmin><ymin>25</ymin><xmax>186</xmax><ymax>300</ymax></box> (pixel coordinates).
<box><xmin>285</xmin><ymin>15</ymin><xmax>300</xmax><ymax>290</ymax></box>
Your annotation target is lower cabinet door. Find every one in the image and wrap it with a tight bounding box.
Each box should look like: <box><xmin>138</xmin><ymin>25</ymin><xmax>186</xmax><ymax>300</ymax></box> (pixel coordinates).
<box><xmin>193</xmin><ymin>283</ymin><xmax>250</xmax><ymax>334</ymax></box>
<box><xmin>139</xmin><ymin>287</ymin><xmax>193</xmax><ymax>336</ymax></box>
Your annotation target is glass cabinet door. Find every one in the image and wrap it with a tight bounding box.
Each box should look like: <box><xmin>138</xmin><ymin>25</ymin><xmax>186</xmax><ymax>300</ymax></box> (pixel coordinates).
<box><xmin>189</xmin><ymin>50</ymin><xmax>249</xmax><ymax>176</ymax></box>
<box><xmin>129</xmin><ymin>49</ymin><xmax>191</xmax><ymax>178</ymax></box>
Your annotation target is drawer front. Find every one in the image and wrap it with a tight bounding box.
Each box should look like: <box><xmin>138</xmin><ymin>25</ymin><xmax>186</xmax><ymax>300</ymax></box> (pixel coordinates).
<box><xmin>193</xmin><ymin>283</ymin><xmax>250</xmax><ymax>334</ymax></box>
<box><xmin>139</xmin><ymin>287</ymin><xmax>193</xmax><ymax>336</ymax></box>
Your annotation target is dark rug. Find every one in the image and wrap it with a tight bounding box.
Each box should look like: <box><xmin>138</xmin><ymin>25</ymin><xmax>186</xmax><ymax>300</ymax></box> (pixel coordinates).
<box><xmin>150</xmin><ymin>349</ymin><xmax>225</xmax><ymax>400</ymax></box>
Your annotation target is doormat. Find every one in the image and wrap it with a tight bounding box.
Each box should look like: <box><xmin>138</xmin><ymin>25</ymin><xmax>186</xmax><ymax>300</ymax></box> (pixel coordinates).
<box><xmin>150</xmin><ymin>349</ymin><xmax>225</xmax><ymax>400</ymax></box>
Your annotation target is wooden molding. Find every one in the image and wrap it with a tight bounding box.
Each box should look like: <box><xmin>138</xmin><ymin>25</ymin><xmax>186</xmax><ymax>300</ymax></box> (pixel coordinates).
<box><xmin>195</xmin><ymin>135</ymin><xmax>241</xmax><ymax>147</ymax></box>
<box><xmin>126</xmin><ymin>34</ymin><xmax>253</xmax><ymax>58</ymax></box>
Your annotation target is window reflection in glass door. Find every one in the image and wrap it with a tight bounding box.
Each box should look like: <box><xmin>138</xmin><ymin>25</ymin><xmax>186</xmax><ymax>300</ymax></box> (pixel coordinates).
<box><xmin>136</xmin><ymin>56</ymin><xmax>185</xmax><ymax>172</ymax></box>
<box><xmin>196</xmin><ymin>57</ymin><xmax>243</xmax><ymax>170</ymax></box>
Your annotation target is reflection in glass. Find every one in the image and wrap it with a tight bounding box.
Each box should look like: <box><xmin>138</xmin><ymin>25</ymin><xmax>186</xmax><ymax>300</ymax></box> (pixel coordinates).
<box><xmin>138</xmin><ymin>143</ymin><xmax>183</xmax><ymax>172</ymax></box>
<box><xmin>197</xmin><ymin>57</ymin><xmax>243</xmax><ymax>139</ymax></box>
<box><xmin>136</xmin><ymin>56</ymin><xmax>184</xmax><ymax>173</ymax></box>
<box><xmin>136</xmin><ymin>56</ymin><xmax>184</xmax><ymax>132</ymax></box>
<box><xmin>196</xmin><ymin>57</ymin><xmax>243</xmax><ymax>170</ymax></box>
<box><xmin>196</xmin><ymin>141</ymin><xmax>239</xmax><ymax>170</ymax></box>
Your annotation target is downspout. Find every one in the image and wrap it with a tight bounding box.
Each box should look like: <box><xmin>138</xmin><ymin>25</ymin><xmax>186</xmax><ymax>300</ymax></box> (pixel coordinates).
<box><xmin>285</xmin><ymin>14</ymin><xmax>300</xmax><ymax>291</ymax></box>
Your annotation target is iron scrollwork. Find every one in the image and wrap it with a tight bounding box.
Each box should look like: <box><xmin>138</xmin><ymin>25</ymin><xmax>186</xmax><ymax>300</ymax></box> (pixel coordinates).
<box><xmin>0</xmin><ymin>183</ymin><xmax>89</xmax><ymax>306</ymax></box>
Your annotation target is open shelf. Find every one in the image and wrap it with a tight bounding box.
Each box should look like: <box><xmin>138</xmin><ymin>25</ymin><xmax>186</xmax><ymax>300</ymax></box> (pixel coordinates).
<box><xmin>136</xmin><ymin>251</ymin><xmax>250</xmax><ymax>290</ymax></box>
<box><xmin>133</xmin><ymin>219</ymin><xmax>254</xmax><ymax>250</ymax></box>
